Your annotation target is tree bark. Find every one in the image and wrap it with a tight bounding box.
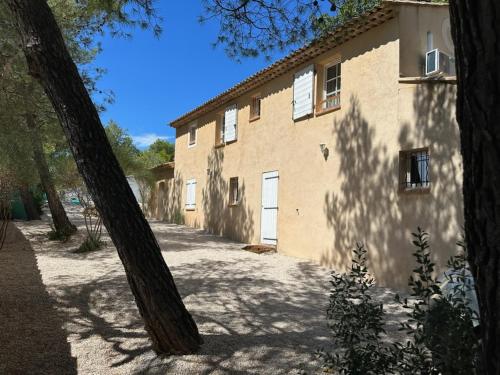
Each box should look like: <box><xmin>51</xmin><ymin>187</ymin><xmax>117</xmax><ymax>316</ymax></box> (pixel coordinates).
<box><xmin>5</xmin><ymin>0</ymin><xmax>201</xmax><ymax>354</ymax></box>
<box><xmin>19</xmin><ymin>183</ymin><xmax>40</xmax><ymax>220</ymax></box>
<box><xmin>25</xmin><ymin>112</ymin><xmax>76</xmax><ymax>234</ymax></box>
<box><xmin>449</xmin><ymin>2</ymin><xmax>500</xmax><ymax>373</ymax></box>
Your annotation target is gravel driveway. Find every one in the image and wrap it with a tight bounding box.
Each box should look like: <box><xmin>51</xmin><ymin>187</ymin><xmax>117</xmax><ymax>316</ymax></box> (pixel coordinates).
<box><xmin>9</xmin><ymin>208</ymin><xmax>404</xmax><ymax>374</ymax></box>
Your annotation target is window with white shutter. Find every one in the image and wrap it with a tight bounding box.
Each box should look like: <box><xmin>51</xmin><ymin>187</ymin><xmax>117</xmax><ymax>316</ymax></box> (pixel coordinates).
<box><xmin>188</xmin><ymin>121</ymin><xmax>197</xmax><ymax>147</ymax></box>
<box><xmin>293</xmin><ymin>64</ymin><xmax>314</xmax><ymax>120</ymax></box>
<box><xmin>185</xmin><ymin>179</ymin><xmax>196</xmax><ymax>210</ymax></box>
<box><xmin>224</xmin><ymin>105</ymin><xmax>238</xmax><ymax>142</ymax></box>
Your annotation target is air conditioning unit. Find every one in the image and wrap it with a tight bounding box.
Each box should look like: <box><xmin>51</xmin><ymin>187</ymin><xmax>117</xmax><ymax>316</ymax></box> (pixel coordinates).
<box><xmin>425</xmin><ymin>48</ymin><xmax>455</xmax><ymax>76</ymax></box>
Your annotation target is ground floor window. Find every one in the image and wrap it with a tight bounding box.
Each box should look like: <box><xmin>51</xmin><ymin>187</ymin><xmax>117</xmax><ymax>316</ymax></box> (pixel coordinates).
<box><xmin>229</xmin><ymin>177</ymin><xmax>239</xmax><ymax>205</ymax></box>
<box><xmin>399</xmin><ymin>148</ymin><xmax>430</xmax><ymax>192</ymax></box>
<box><xmin>186</xmin><ymin>179</ymin><xmax>196</xmax><ymax>209</ymax></box>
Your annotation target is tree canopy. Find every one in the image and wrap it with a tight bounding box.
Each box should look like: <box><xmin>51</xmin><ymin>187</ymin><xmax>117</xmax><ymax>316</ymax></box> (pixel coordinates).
<box><xmin>201</xmin><ymin>0</ymin><xmax>447</xmax><ymax>59</ymax></box>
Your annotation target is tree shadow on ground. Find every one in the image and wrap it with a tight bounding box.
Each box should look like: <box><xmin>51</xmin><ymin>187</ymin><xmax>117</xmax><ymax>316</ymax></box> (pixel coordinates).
<box><xmin>0</xmin><ymin>224</ymin><xmax>77</xmax><ymax>375</ymax></box>
<box><xmin>16</xmin><ymin>210</ymin><xmax>408</xmax><ymax>373</ymax></box>
<box><xmin>47</xmin><ymin>249</ymin><xmax>332</xmax><ymax>373</ymax></box>
<box><xmin>322</xmin><ymin>87</ymin><xmax>462</xmax><ymax>288</ymax></box>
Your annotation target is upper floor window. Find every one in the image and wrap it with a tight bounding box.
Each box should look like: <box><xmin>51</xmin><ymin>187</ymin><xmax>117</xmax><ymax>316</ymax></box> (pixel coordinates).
<box><xmin>399</xmin><ymin>148</ymin><xmax>430</xmax><ymax>193</ymax></box>
<box><xmin>322</xmin><ymin>62</ymin><xmax>341</xmax><ymax>111</ymax></box>
<box><xmin>229</xmin><ymin>177</ymin><xmax>239</xmax><ymax>205</ymax></box>
<box><xmin>215</xmin><ymin>113</ymin><xmax>225</xmax><ymax>146</ymax></box>
<box><xmin>215</xmin><ymin>105</ymin><xmax>238</xmax><ymax>146</ymax></box>
<box><xmin>188</xmin><ymin>122</ymin><xmax>197</xmax><ymax>147</ymax></box>
<box><xmin>250</xmin><ymin>95</ymin><xmax>261</xmax><ymax>121</ymax></box>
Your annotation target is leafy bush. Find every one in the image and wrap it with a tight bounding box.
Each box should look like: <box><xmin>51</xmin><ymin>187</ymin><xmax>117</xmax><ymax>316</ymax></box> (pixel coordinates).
<box><xmin>319</xmin><ymin>228</ymin><xmax>480</xmax><ymax>374</ymax></box>
<box><xmin>173</xmin><ymin>209</ymin><xmax>185</xmax><ymax>225</ymax></box>
<box><xmin>47</xmin><ymin>224</ymin><xmax>74</xmax><ymax>242</ymax></box>
<box><xmin>394</xmin><ymin>229</ymin><xmax>480</xmax><ymax>374</ymax></box>
<box><xmin>31</xmin><ymin>185</ymin><xmax>45</xmax><ymax>215</ymax></box>
<box><xmin>76</xmin><ymin>206</ymin><xmax>105</xmax><ymax>253</ymax></box>
<box><xmin>74</xmin><ymin>235</ymin><xmax>105</xmax><ymax>253</ymax></box>
<box><xmin>318</xmin><ymin>242</ymin><xmax>395</xmax><ymax>374</ymax></box>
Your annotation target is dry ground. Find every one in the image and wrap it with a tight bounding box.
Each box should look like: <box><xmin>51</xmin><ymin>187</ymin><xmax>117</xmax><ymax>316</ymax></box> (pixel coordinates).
<box><xmin>2</xmin><ymin>207</ymin><xmax>406</xmax><ymax>374</ymax></box>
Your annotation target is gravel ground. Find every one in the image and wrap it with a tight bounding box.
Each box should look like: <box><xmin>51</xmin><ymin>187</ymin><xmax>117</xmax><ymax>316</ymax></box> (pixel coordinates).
<box><xmin>7</xmin><ymin>207</ymin><xmax>406</xmax><ymax>374</ymax></box>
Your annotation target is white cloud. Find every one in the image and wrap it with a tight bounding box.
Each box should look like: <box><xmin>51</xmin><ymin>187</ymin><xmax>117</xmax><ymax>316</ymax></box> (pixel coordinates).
<box><xmin>131</xmin><ymin>133</ymin><xmax>173</xmax><ymax>148</ymax></box>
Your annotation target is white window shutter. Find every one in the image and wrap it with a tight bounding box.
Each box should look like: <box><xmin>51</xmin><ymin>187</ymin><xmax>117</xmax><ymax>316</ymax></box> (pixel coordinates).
<box><xmin>186</xmin><ymin>179</ymin><xmax>196</xmax><ymax>209</ymax></box>
<box><xmin>293</xmin><ymin>64</ymin><xmax>314</xmax><ymax>120</ymax></box>
<box><xmin>224</xmin><ymin>105</ymin><xmax>237</xmax><ymax>142</ymax></box>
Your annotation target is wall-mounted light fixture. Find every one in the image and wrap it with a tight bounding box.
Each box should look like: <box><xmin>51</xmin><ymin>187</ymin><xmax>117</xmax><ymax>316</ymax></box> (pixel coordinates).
<box><xmin>319</xmin><ymin>143</ymin><xmax>330</xmax><ymax>160</ymax></box>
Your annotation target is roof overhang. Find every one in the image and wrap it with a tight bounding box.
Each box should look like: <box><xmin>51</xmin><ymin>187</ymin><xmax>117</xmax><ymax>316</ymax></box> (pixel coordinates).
<box><xmin>149</xmin><ymin>161</ymin><xmax>175</xmax><ymax>172</ymax></box>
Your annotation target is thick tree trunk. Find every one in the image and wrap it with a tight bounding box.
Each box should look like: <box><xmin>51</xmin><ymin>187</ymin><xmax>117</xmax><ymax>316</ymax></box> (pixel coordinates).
<box><xmin>6</xmin><ymin>0</ymin><xmax>201</xmax><ymax>354</ymax></box>
<box><xmin>19</xmin><ymin>183</ymin><xmax>40</xmax><ymax>220</ymax></box>
<box><xmin>449</xmin><ymin>2</ymin><xmax>500</xmax><ymax>373</ymax></box>
<box><xmin>25</xmin><ymin>112</ymin><xmax>76</xmax><ymax>234</ymax></box>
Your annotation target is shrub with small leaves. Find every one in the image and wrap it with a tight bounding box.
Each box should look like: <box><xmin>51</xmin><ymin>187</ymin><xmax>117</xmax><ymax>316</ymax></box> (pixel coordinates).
<box><xmin>318</xmin><ymin>242</ymin><xmax>395</xmax><ymax>374</ymax></box>
<box><xmin>75</xmin><ymin>235</ymin><xmax>105</xmax><ymax>253</ymax></box>
<box><xmin>47</xmin><ymin>224</ymin><xmax>74</xmax><ymax>242</ymax></box>
<box><xmin>319</xmin><ymin>228</ymin><xmax>480</xmax><ymax>374</ymax></box>
<box><xmin>75</xmin><ymin>206</ymin><xmax>105</xmax><ymax>253</ymax></box>
<box><xmin>393</xmin><ymin>228</ymin><xmax>480</xmax><ymax>375</ymax></box>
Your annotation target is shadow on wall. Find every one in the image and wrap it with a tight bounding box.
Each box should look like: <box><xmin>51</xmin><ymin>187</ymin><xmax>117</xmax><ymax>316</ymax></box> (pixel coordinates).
<box><xmin>0</xmin><ymin>225</ymin><xmax>77</xmax><ymax>374</ymax></box>
<box><xmin>152</xmin><ymin>171</ymin><xmax>185</xmax><ymax>225</ymax></box>
<box><xmin>202</xmin><ymin>148</ymin><xmax>255</xmax><ymax>243</ymax></box>
<box><xmin>322</xmin><ymin>88</ymin><xmax>463</xmax><ymax>288</ymax></box>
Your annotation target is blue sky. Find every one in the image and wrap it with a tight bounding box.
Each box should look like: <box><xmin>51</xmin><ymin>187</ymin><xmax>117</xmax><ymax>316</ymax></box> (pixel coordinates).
<box><xmin>92</xmin><ymin>0</ymin><xmax>289</xmax><ymax>149</ymax></box>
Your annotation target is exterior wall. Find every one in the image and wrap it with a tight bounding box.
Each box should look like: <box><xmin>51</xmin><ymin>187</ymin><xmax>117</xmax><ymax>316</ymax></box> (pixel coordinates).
<box><xmin>399</xmin><ymin>4</ymin><xmax>454</xmax><ymax>77</ymax></box>
<box><xmin>170</xmin><ymin>5</ymin><xmax>463</xmax><ymax>289</ymax></box>
<box><xmin>148</xmin><ymin>167</ymin><xmax>185</xmax><ymax>224</ymax></box>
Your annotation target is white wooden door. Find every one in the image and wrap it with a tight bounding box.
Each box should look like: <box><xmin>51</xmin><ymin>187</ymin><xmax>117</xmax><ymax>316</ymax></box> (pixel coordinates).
<box><xmin>261</xmin><ymin>171</ymin><xmax>279</xmax><ymax>245</ymax></box>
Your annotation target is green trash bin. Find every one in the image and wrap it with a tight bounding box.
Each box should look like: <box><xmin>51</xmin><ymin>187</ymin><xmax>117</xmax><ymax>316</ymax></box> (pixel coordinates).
<box><xmin>10</xmin><ymin>194</ymin><xmax>27</xmax><ymax>220</ymax></box>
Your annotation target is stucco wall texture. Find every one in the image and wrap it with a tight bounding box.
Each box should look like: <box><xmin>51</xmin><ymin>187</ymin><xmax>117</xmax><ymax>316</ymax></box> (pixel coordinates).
<box><xmin>153</xmin><ymin>4</ymin><xmax>462</xmax><ymax>289</ymax></box>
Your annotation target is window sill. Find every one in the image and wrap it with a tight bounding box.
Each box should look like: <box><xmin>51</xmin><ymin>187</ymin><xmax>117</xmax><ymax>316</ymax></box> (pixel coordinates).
<box><xmin>249</xmin><ymin>115</ymin><xmax>260</xmax><ymax>122</ymax></box>
<box><xmin>229</xmin><ymin>203</ymin><xmax>240</xmax><ymax>207</ymax></box>
<box><xmin>185</xmin><ymin>207</ymin><xmax>196</xmax><ymax>211</ymax></box>
<box><xmin>399</xmin><ymin>76</ymin><xmax>457</xmax><ymax>84</ymax></box>
<box><xmin>225</xmin><ymin>139</ymin><xmax>237</xmax><ymax>145</ymax></box>
<box><xmin>188</xmin><ymin>143</ymin><xmax>196</xmax><ymax>148</ymax></box>
<box><xmin>214</xmin><ymin>143</ymin><xmax>225</xmax><ymax>149</ymax></box>
<box><xmin>399</xmin><ymin>186</ymin><xmax>431</xmax><ymax>195</ymax></box>
<box><xmin>315</xmin><ymin>105</ymin><xmax>341</xmax><ymax>116</ymax></box>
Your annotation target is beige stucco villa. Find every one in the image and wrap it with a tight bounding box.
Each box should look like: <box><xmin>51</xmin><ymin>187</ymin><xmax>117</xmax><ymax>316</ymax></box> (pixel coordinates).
<box><xmin>151</xmin><ymin>0</ymin><xmax>462</xmax><ymax>288</ymax></box>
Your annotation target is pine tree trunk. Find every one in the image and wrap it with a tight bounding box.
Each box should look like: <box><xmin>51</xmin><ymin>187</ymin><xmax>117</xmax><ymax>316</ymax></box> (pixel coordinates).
<box><xmin>19</xmin><ymin>183</ymin><xmax>40</xmax><ymax>220</ymax></box>
<box><xmin>25</xmin><ymin>112</ymin><xmax>76</xmax><ymax>234</ymax></box>
<box><xmin>5</xmin><ymin>0</ymin><xmax>202</xmax><ymax>354</ymax></box>
<box><xmin>449</xmin><ymin>2</ymin><xmax>500</xmax><ymax>373</ymax></box>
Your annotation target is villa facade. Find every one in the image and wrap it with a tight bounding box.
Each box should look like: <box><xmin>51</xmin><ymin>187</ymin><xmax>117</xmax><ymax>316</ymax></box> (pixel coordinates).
<box><xmin>152</xmin><ymin>0</ymin><xmax>462</xmax><ymax>288</ymax></box>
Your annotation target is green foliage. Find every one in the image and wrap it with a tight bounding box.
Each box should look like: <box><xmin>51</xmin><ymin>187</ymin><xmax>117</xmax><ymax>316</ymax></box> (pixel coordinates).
<box><xmin>75</xmin><ymin>206</ymin><xmax>105</xmax><ymax>253</ymax></box>
<box><xmin>75</xmin><ymin>234</ymin><xmax>105</xmax><ymax>253</ymax></box>
<box><xmin>141</xmin><ymin>139</ymin><xmax>175</xmax><ymax>166</ymax></box>
<box><xmin>105</xmin><ymin>120</ymin><xmax>142</xmax><ymax>175</ymax></box>
<box><xmin>172</xmin><ymin>209</ymin><xmax>185</xmax><ymax>225</ymax></box>
<box><xmin>201</xmin><ymin>0</ymin><xmax>315</xmax><ymax>59</ymax></box>
<box><xmin>31</xmin><ymin>185</ymin><xmax>45</xmax><ymax>215</ymax></box>
<box><xmin>313</xmin><ymin>0</ymin><xmax>380</xmax><ymax>36</ymax></box>
<box><xmin>203</xmin><ymin>0</ymin><xmax>449</xmax><ymax>59</ymax></box>
<box><xmin>394</xmin><ymin>229</ymin><xmax>480</xmax><ymax>374</ymax></box>
<box><xmin>319</xmin><ymin>242</ymin><xmax>395</xmax><ymax>374</ymax></box>
<box><xmin>320</xmin><ymin>228</ymin><xmax>480</xmax><ymax>374</ymax></box>
<box><xmin>47</xmin><ymin>224</ymin><xmax>75</xmax><ymax>242</ymax></box>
